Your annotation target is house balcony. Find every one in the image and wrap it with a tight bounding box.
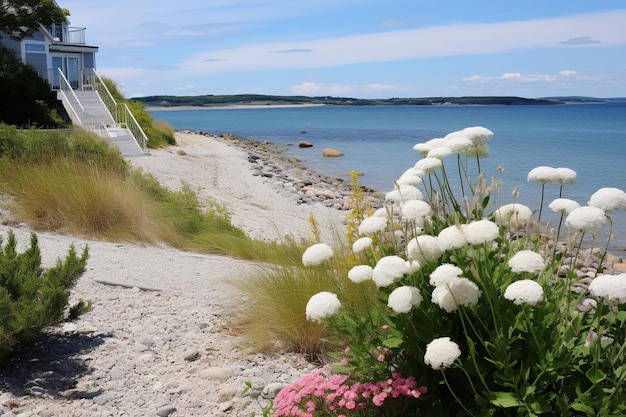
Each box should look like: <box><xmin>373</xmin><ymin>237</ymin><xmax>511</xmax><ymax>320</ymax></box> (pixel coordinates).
<box><xmin>48</xmin><ymin>26</ymin><xmax>86</xmax><ymax>45</ymax></box>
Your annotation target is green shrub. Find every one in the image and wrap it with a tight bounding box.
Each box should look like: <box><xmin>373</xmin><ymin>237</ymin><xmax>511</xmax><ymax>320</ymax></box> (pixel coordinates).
<box><xmin>0</xmin><ymin>231</ymin><xmax>91</xmax><ymax>360</ymax></box>
<box><xmin>0</xmin><ymin>45</ymin><xmax>62</xmax><ymax>128</ymax></box>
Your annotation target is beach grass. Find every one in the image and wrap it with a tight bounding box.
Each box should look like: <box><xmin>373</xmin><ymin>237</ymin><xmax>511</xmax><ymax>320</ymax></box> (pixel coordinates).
<box><xmin>0</xmin><ymin>125</ymin><xmax>304</xmax><ymax>263</ymax></box>
<box><xmin>233</xmin><ymin>236</ymin><xmax>380</xmax><ymax>356</ymax></box>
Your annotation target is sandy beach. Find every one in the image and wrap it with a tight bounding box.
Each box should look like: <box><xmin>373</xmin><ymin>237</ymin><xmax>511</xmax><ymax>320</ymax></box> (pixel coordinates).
<box><xmin>0</xmin><ymin>131</ymin><xmax>352</xmax><ymax>416</ymax></box>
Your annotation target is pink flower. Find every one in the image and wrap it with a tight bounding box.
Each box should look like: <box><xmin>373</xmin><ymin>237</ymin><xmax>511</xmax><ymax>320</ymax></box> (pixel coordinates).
<box><xmin>306</xmin><ymin>401</ymin><xmax>315</xmax><ymax>413</ymax></box>
<box><xmin>373</xmin><ymin>392</ymin><xmax>388</xmax><ymax>406</ymax></box>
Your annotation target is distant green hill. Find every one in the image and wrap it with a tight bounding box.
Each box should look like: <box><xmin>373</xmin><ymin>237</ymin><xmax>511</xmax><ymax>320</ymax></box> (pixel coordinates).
<box><xmin>541</xmin><ymin>96</ymin><xmax>626</xmax><ymax>103</ymax></box>
<box><xmin>133</xmin><ymin>94</ymin><xmax>562</xmax><ymax>108</ymax></box>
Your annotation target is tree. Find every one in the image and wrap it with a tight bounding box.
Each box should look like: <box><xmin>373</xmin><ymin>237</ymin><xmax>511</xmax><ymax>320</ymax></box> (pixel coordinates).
<box><xmin>1</xmin><ymin>0</ymin><xmax>68</xmax><ymax>40</ymax></box>
<box><xmin>0</xmin><ymin>44</ymin><xmax>60</xmax><ymax>126</ymax></box>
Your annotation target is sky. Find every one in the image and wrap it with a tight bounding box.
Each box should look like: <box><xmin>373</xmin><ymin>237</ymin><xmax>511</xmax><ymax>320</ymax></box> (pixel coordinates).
<box><xmin>59</xmin><ymin>0</ymin><xmax>626</xmax><ymax>99</ymax></box>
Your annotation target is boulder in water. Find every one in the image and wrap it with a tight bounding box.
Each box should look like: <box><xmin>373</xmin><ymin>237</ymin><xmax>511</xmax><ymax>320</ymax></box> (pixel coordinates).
<box><xmin>323</xmin><ymin>148</ymin><xmax>343</xmax><ymax>157</ymax></box>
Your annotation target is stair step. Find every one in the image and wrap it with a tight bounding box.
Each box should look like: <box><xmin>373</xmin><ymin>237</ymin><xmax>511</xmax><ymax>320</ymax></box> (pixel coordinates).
<box><xmin>59</xmin><ymin>89</ymin><xmax>145</xmax><ymax>157</ymax></box>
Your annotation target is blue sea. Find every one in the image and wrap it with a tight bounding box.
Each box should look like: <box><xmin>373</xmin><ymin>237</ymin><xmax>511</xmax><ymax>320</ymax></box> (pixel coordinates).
<box><xmin>148</xmin><ymin>103</ymin><xmax>626</xmax><ymax>251</ymax></box>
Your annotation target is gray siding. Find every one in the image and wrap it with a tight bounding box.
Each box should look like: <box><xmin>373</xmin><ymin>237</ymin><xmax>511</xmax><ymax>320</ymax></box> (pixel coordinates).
<box><xmin>84</xmin><ymin>53</ymin><xmax>95</xmax><ymax>69</ymax></box>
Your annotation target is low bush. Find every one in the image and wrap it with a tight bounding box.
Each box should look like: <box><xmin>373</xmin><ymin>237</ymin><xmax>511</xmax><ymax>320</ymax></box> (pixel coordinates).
<box><xmin>0</xmin><ymin>231</ymin><xmax>91</xmax><ymax>360</ymax></box>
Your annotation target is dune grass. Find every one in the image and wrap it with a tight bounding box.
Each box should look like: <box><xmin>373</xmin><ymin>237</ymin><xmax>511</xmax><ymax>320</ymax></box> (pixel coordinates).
<box><xmin>232</xmin><ymin>259</ymin><xmax>378</xmax><ymax>358</ymax></box>
<box><xmin>0</xmin><ymin>125</ymin><xmax>305</xmax><ymax>264</ymax></box>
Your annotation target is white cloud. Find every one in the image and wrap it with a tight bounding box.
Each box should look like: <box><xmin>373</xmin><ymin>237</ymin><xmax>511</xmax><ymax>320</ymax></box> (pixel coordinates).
<box><xmin>177</xmin><ymin>10</ymin><xmax>626</xmax><ymax>75</ymax></box>
<box><xmin>290</xmin><ymin>82</ymin><xmax>404</xmax><ymax>96</ymax></box>
<box><xmin>501</xmin><ymin>73</ymin><xmax>522</xmax><ymax>80</ymax></box>
<box><xmin>290</xmin><ymin>82</ymin><xmax>353</xmax><ymax>95</ymax></box>
<box><xmin>364</xmin><ymin>83</ymin><xmax>406</xmax><ymax>93</ymax></box>
<box><xmin>464</xmin><ymin>75</ymin><xmax>485</xmax><ymax>82</ymax></box>
<box><xmin>463</xmin><ymin>69</ymin><xmax>606</xmax><ymax>92</ymax></box>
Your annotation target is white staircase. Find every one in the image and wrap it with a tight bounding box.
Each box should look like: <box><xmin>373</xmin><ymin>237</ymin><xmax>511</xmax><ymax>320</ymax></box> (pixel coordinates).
<box><xmin>56</xmin><ymin>70</ymin><xmax>147</xmax><ymax>157</ymax></box>
<box><xmin>72</xmin><ymin>90</ymin><xmax>145</xmax><ymax>156</ymax></box>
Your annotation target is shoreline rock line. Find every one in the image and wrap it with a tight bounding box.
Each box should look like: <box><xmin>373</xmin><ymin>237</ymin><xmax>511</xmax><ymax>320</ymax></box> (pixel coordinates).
<box><xmin>198</xmin><ymin>131</ymin><xmax>381</xmax><ymax>211</ymax></box>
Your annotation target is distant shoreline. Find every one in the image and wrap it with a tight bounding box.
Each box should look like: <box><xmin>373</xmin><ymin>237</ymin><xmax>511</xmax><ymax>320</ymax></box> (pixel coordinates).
<box><xmin>145</xmin><ymin>103</ymin><xmax>327</xmax><ymax>111</ymax></box>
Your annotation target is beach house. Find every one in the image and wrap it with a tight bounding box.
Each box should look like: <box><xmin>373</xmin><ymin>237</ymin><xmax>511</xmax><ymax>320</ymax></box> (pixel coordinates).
<box><xmin>0</xmin><ymin>2</ymin><xmax>146</xmax><ymax>156</ymax></box>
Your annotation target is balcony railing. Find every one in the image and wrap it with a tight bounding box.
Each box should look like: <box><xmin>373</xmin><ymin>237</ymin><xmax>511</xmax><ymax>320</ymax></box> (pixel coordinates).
<box><xmin>48</xmin><ymin>26</ymin><xmax>86</xmax><ymax>45</ymax></box>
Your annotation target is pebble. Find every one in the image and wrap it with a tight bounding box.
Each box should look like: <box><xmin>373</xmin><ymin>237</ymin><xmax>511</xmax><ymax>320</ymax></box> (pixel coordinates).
<box><xmin>156</xmin><ymin>406</ymin><xmax>177</xmax><ymax>416</ymax></box>
<box><xmin>212</xmin><ymin>132</ymin><xmax>382</xmax><ymax>211</ymax></box>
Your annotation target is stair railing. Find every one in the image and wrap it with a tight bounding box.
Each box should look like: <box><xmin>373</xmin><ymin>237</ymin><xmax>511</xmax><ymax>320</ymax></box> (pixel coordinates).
<box><xmin>57</xmin><ymin>69</ymin><xmax>107</xmax><ymax>137</ymax></box>
<box><xmin>87</xmin><ymin>69</ymin><xmax>149</xmax><ymax>150</ymax></box>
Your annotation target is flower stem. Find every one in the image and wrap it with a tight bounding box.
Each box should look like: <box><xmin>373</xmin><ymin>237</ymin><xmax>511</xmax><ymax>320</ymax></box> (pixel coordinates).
<box><xmin>598</xmin><ymin>215</ymin><xmax>613</xmax><ymax>273</ymax></box>
<box><xmin>537</xmin><ymin>184</ymin><xmax>545</xmax><ymax>223</ymax></box>
<box><xmin>441</xmin><ymin>369</ymin><xmax>476</xmax><ymax>417</ymax></box>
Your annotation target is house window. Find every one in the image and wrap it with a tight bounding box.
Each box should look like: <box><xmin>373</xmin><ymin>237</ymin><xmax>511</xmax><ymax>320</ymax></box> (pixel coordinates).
<box><xmin>25</xmin><ymin>43</ymin><xmax>45</xmax><ymax>52</ymax></box>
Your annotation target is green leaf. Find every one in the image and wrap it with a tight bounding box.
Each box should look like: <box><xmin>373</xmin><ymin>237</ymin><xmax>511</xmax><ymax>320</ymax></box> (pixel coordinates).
<box><xmin>488</xmin><ymin>391</ymin><xmax>523</xmax><ymax>408</ymax></box>
<box><xmin>529</xmin><ymin>400</ymin><xmax>553</xmax><ymax>414</ymax></box>
<box><xmin>586</xmin><ymin>368</ymin><xmax>607</xmax><ymax>384</ymax></box>
<box><xmin>571</xmin><ymin>402</ymin><xmax>595</xmax><ymax>415</ymax></box>
<box><xmin>382</xmin><ymin>337</ymin><xmax>403</xmax><ymax>348</ymax></box>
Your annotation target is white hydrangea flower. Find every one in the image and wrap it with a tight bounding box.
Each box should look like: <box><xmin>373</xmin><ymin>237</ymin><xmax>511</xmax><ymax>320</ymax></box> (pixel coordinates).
<box><xmin>588</xmin><ymin>273</ymin><xmax>626</xmax><ymax>304</ymax></box>
<box><xmin>397</xmin><ymin>168</ymin><xmax>424</xmax><ymax>186</ymax></box>
<box><xmin>466</xmin><ymin>142</ymin><xmax>490</xmax><ymax>158</ymax></box>
<box><xmin>405</xmin><ymin>260</ymin><xmax>421</xmax><ymax>274</ymax></box>
<box><xmin>414</xmin><ymin>157</ymin><xmax>443</xmax><ymax>173</ymax></box>
<box><xmin>413</xmin><ymin>139</ymin><xmax>445</xmax><ymax>157</ymax></box>
<box><xmin>302</xmin><ymin>243</ymin><xmax>334</xmax><ymax>266</ymax></box>
<box><xmin>358</xmin><ymin>216</ymin><xmax>388</xmax><ymax>235</ymax></box>
<box><xmin>527</xmin><ymin>166</ymin><xmax>557</xmax><ymax>184</ymax></box>
<box><xmin>400</xmin><ymin>200</ymin><xmax>432</xmax><ymax>223</ymax></box>
<box><xmin>352</xmin><ymin>237</ymin><xmax>373</xmax><ymax>253</ymax></box>
<box><xmin>504</xmin><ymin>280</ymin><xmax>544</xmax><ymax>306</ymax></box>
<box><xmin>463</xmin><ymin>219</ymin><xmax>499</xmax><ymax>245</ymax></box>
<box><xmin>429</xmin><ymin>263</ymin><xmax>463</xmax><ymax>287</ymax></box>
<box><xmin>372</xmin><ymin>255</ymin><xmax>409</xmax><ymax>287</ymax></box>
<box><xmin>437</xmin><ymin>224</ymin><xmax>467</xmax><ymax>251</ymax></box>
<box><xmin>388</xmin><ymin>286</ymin><xmax>423</xmax><ymax>313</ymax></box>
<box><xmin>427</xmin><ymin>146</ymin><xmax>452</xmax><ymax>160</ymax></box>
<box><xmin>347</xmin><ymin>265</ymin><xmax>373</xmax><ymax>283</ymax></box>
<box><xmin>554</xmin><ymin>167</ymin><xmax>577</xmax><ymax>185</ymax></box>
<box><xmin>424</xmin><ymin>337</ymin><xmax>461</xmax><ymax>370</ymax></box>
<box><xmin>565</xmin><ymin>206</ymin><xmax>607</xmax><ymax>234</ymax></box>
<box><xmin>385</xmin><ymin>184</ymin><xmax>423</xmax><ymax>203</ymax></box>
<box><xmin>494</xmin><ymin>203</ymin><xmax>533</xmax><ymax>228</ymax></box>
<box><xmin>508</xmin><ymin>250</ymin><xmax>545</xmax><ymax>274</ymax></box>
<box><xmin>588</xmin><ymin>187</ymin><xmax>626</xmax><ymax>212</ymax></box>
<box><xmin>460</xmin><ymin>126</ymin><xmax>494</xmax><ymax>144</ymax></box>
<box><xmin>548</xmin><ymin>198</ymin><xmax>581</xmax><ymax>214</ymax></box>
<box><xmin>431</xmin><ymin>278</ymin><xmax>481</xmax><ymax>312</ymax></box>
<box><xmin>444</xmin><ymin>135</ymin><xmax>472</xmax><ymax>154</ymax></box>
<box><xmin>407</xmin><ymin>235</ymin><xmax>442</xmax><ymax>263</ymax></box>
<box><xmin>372</xmin><ymin>207</ymin><xmax>390</xmax><ymax>217</ymax></box>
<box><xmin>305</xmin><ymin>292</ymin><xmax>341</xmax><ymax>322</ymax></box>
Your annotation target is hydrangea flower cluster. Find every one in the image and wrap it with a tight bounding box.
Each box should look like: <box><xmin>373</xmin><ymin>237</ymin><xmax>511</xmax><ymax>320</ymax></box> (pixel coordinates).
<box><xmin>274</xmin><ymin>370</ymin><xmax>427</xmax><ymax>417</ymax></box>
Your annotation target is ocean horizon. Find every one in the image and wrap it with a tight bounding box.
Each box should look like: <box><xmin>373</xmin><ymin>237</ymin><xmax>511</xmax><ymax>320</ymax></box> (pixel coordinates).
<box><xmin>149</xmin><ymin>103</ymin><xmax>626</xmax><ymax>251</ymax></box>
